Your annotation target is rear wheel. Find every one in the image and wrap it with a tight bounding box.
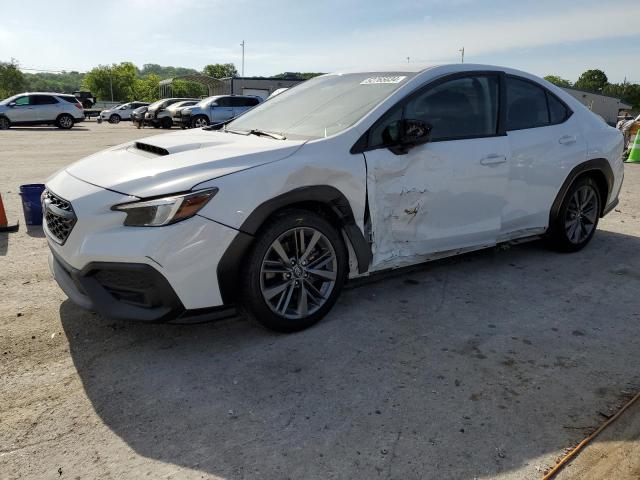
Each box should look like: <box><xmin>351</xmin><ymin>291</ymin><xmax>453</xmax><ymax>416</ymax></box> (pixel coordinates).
<box><xmin>0</xmin><ymin>116</ymin><xmax>10</xmax><ymax>130</ymax></box>
<box><xmin>240</xmin><ymin>210</ymin><xmax>347</xmax><ymax>332</ymax></box>
<box><xmin>109</xmin><ymin>114</ymin><xmax>121</xmax><ymax>124</ymax></box>
<box><xmin>548</xmin><ymin>176</ymin><xmax>601</xmax><ymax>252</ymax></box>
<box><xmin>56</xmin><ymin>114</ymin><xmax>74</xmax><ymax>129</ymax></box>
<box><xmin>192</xmin><ymin>115</ymin><xmax>209</xmax><ymax>128</ymax></box>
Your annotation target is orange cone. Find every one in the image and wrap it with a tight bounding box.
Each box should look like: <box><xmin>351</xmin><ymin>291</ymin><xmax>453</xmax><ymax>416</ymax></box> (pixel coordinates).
<box><xmin>0</xmin><ymin>193</ymin><xmax>19</xmax><ymax>232</ymax></box>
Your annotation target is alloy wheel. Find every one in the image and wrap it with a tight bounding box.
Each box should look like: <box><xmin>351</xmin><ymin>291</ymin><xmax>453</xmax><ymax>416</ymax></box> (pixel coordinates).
<box><xmin>194</xmin><ymin>117</ymin><xmax>208</xmax><ymax>128</ymax></box>
<box><xmin>59</xmin><ymin>116</ymin><xmax>73</xmax><ymax>128</ymax></box>
<box><xmin>0</xmin><ymin>117</ymin><xmax>9</xmax><ymax>130</ymax></box>
<box><xmin>260</xmin><ymin>227</ymin><xmax>338</xmax><ymax>320</ymax></box>
<box><xmin>564</xmin><ymin>185</ymin><xmax>598</xmax><ymax>244</ymax></box>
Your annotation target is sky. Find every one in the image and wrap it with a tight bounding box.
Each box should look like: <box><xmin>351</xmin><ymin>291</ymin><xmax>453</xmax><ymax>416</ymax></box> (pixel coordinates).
<box><xmin>1</xmin><ymin>0</ymin><xmax>639</xmax><ymax>83</ymax></box>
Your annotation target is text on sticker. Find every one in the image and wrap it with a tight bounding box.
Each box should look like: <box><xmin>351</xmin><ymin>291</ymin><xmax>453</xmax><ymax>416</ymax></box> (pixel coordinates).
<box><xmin>360</xmin><ymin>76</ymin><xmax>407</xmax><ymax>85</ymax></box>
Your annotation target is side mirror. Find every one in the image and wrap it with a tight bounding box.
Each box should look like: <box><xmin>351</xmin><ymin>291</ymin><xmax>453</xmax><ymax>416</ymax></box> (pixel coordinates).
<box><xmin>384</xmin><ymin>119</ymin><xmax>431</xmax><ymax>155</ymax></box>
<box><xmin>8</xmin><ymin>102</ymin><xmax>16</xmax><ymax>107</ymax></box>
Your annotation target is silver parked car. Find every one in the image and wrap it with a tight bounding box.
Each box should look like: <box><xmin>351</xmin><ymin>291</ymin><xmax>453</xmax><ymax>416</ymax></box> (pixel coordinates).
<box><xmin>144</xmin><ymin>98</ymin><xmax>199</xmax><ymax>129</ymax></box>
<box><xmin>0</xmin><ymin>92</ymin><xmax>85</xmax><ymax>130</ymax></box>
<box><xmin>178</xmin><ymin>95</ymin><xmax>262</xmax><ymax>128</ymax></box>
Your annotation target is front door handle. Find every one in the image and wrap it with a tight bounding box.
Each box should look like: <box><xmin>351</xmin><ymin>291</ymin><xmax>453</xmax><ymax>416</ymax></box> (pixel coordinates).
<box><xmin>559</xmin><ymin>135</ymin><xmax>576</xmax><ymax>145</ymax></box>
<box><xmin>480</xmin><ymin>154</ymin><xmax>507</xmax><ymax>166</ymax></box>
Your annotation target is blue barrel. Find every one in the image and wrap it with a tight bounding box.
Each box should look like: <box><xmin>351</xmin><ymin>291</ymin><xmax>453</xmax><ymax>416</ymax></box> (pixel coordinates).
<box><xmin>19</xmin><ymin>184</ymin><xmax>45</xmax><ymax>226</ymax></box>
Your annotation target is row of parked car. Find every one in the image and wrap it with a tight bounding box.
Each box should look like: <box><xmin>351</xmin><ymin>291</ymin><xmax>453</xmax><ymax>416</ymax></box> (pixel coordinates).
<box><xmin>99</xmin><ymin>94</ymin><xmax>267</xmax><ymax>129</ymax></box>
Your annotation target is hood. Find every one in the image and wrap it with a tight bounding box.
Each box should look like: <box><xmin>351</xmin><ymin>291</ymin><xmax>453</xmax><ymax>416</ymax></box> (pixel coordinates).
<box><xmin>64</xmin><ymin>129</ymin><xmax>306</xmax><ymax>198</ymax></box>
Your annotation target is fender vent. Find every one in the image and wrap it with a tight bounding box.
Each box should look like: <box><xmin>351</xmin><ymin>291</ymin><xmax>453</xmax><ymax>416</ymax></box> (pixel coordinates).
<box><xmin>134</xmin><ymin>142</ymin><xmax>169</xmax><ymax>156</ymax></box>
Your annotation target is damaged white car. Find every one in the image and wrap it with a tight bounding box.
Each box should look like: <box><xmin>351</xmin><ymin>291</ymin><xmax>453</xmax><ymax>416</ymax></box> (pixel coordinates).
<box><xmin>44</xmin><ymin>64</ymin><xmax>624</xmax><ymax>332</ymax></box>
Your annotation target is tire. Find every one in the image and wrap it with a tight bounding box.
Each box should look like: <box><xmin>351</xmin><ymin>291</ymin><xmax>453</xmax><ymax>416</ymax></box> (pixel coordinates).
<box><xmin>240</xmin><ymin>209</ymin><xmax>347</xmax><ymax>332</ymax></box>
<box><xmin>191</xmin><ymin>115</ymin><xmax>209</xmax><ymax>128</ymax></box>
<box><xmin>109</xmin><ymin>114</ymin><xmax>121</xmax><ymax>124</ymax></box>
<box><xmin>0</xmin><ymin>116</ymin><xmax>10</xmax><ymax>130</ymax></box>
<box><xmin>56</xmin><ymin>114</ymin><xmax>74</xmax><ymax>129</ymax></box>
<box><xmin>161</xmin><ymin>117</ymin><xmax>172</xmax><ymax>129</ymax></box>
<box><xmin>548</xmin><ymin>176</ymin><xmax>601</xmax><ymax>252</ymax></box>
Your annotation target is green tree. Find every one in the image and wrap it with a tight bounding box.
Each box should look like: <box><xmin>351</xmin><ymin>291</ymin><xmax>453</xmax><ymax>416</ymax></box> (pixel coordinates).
<box><xmin>574</xmin><ymin>69</ymin><xmax>608</xmax><ymax>92</ymax></box>
<box><xmin>82</xmin><ymin>62</ymin><xmax>138</xmax><ymax>101</ymax></box>
<box><xmin>274</xmin><ymin>72</ymin><xmax>324</xmax><ymax>80</ymax></box>
<box><xmin>0</xmin><ymin>59</ymin><xmax>26</xmax><ymax>98</ymax></box>
<box><xmin>603</xmin><ymin>82</ymin><xmax>640</xmax><ymax>110</ymax></box>
<box><xmin>202</xmin><ymin>63</ymin><xmax>238</xmax><ymax>79</ymax></box>
<box><xmin>133</xmin><ymin>74</ymin><xmax>161</xmax><ymax>102</ymax></box>
<box><xmin>171</xmin><ymin>79</ymin><xmax>207</xmax><ymax>98</ymax></box>
<box><xmin>544</xmin><ymin>75</ymin><xmax>572</xmax><ymax>88</ymax></box>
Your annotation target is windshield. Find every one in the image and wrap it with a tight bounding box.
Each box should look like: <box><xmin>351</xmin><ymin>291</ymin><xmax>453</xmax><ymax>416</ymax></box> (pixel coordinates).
<box><xmin>148</xmin><ymin>100</ymin><xmax>166</xmax><ymax>110</ymax></box>
<box><xmin>226</xmin><ymin>72</ymin><xmax>415</xmax><ymax>139</ymax></box>
<box><xmin>1</xmin><ymin>94</ymin><xmax>22</xmax><ymax>105</ymax></box>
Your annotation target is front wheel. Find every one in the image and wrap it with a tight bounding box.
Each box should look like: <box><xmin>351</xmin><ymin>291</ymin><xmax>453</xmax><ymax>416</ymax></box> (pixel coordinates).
<box><xmin>109</xmin><ymin>114</ymin><xmax>121</xmax><ymax>124</ymax></box>
<box><xmin>161</xmin><ymin>117</ymin><xmax>172</xmax><ymax>129</ymax></box>
<box><xmin>191</xmin><ymin>116</ymin><xmax>209</xmax><ymax>128</ymax></box>
<box><xmin>240</xmin><ymin>210</ymin><xmax>347</xmax><ymax>332</ymax></box>
<box><xmin>0</xmin><ymin>116</ymin><xmax>10</xmax><ymax>130</ymax></box>
<box><xmin>548</xmin><ymin>176</ymin><xmax>601</xmax><ymax>252</ymax></box>
<box><xmin>56</xmin><ymin>114</ymin><xmax>74</xmax><ymax>129</ymax></box>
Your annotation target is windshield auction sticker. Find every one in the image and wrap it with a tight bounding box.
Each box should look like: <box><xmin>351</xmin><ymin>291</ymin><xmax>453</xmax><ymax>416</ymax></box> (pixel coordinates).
<box><xmin>360</xmin><ymin>76</ymin><xmax>407</xmax><ymax>85</ymax></box>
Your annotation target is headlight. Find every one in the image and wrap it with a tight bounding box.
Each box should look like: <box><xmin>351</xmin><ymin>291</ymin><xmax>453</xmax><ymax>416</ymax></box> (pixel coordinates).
<box><xmin>111</xmin><ymin>188</ymin><xmax>218</xmax><ymax>226</ymax></box>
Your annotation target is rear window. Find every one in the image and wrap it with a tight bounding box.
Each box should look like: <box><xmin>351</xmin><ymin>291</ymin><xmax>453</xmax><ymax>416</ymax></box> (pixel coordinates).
<box><xmin>32</xmin><ymin>95</ymin><xmax>59</xmax><ymax>105</ymax></box>
<box><xmin>506</xmin><ymin>77</ymin><xmax>550</xmax><ymax>131</ymax></box>
<box><xmin>60</xmin><ymin>96</ymin><xmax>79</xmax><ymax>104</ymax></box>
<box><xmin>548</xmin><ymin>93</ymin><xmax>570</xmax><ymax>124</ymax></box>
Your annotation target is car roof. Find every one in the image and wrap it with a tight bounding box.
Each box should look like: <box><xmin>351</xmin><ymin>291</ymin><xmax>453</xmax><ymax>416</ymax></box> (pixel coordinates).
<box><xmin>18</xmin><ymin>92</ymin><xmax>76</xmax><ymax>96</ymax></box>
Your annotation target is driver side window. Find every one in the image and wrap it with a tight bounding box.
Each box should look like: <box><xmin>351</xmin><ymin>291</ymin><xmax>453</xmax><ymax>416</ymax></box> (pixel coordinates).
<box><xmin>368</xmin><ymin>74</ymin><xmax>499</xmax><ymax>148</ymax></box>
<box><xmin>406</xmin><ymin>75</ymin><xmax>499</xmax><ymax>141</ymax></box>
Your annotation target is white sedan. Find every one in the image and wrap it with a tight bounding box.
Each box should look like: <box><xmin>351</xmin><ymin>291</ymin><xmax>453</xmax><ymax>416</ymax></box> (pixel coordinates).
<box><xmin>44</xmin><ymin>64</ymin><xmax>624</xmax><ymax>332</ymax></box>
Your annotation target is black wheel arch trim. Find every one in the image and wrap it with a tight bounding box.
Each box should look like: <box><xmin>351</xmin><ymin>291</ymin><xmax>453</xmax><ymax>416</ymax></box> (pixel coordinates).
<box><xmin>217</xmin><ymin>185</ymin><xmax>371</xmax><ymax>304</ymax></box>
<box><xmin>549</xmin><ymin>158</ymin><xmax>614</xmax><ymax>225</ymax></box>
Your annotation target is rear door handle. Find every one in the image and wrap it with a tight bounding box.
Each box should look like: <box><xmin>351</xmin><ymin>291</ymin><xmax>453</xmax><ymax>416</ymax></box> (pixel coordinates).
<box><xmin>480</xmin><ymin>154</ymin><xmax>507</xmax><ymax>166</ymax></box>
<box><xmin>559</xmin><ymin>135</ymin><xmax>576</xmax><ymax>145</ymax></box>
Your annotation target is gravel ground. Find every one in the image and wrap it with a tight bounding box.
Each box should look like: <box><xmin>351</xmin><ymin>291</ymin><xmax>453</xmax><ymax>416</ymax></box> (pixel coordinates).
<box><xmin>1</xmin><ymin>122</ymin><xmax>639</xmax><ymax>480</ymax></box>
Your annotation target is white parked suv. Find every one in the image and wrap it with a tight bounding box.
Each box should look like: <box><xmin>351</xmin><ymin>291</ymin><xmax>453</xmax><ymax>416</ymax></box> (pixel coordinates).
<box><xmin>0</xmin><ymin>92</ymin><xmax>85</xmax><ymax>129</ymax></box>
<box><xmin>44</xmin><ymin>64</ymin><xmax>624</xmax><ymax>332</ymax></box>
<box><xmin>100</xmin><ymin>102</ymin><xmax>150</xmax><ymax>124</ymax></box>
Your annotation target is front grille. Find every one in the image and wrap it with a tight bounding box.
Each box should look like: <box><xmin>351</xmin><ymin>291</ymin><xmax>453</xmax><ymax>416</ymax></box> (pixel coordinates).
<box><xmin>43</xmin><ymin>189</ymin><xmax>76</xmax><ymax>244</ymax></box>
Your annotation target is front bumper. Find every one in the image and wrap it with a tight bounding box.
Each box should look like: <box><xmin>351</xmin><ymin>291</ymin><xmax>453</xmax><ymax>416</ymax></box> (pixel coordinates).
<box><xmin>45</xmin><ymin>171</ymin><xmax>240</xmax><ymax>322</ymax></box>
<box><xmin>49</xmin><ymin>250</ymin><xmax>235</xmax><ymax>322</ymax></box>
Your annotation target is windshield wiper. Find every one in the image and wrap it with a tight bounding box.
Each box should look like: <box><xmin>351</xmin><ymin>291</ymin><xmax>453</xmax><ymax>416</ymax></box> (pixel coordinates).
<box><xmin>248</xmin><ymin>129</ymin><xmax>286</xmax><ymax>140</ymax></box>
<box><xmin>221</xmin><ymin>127</ymin><xmax>286</xmax><ymax>140</ymax></box>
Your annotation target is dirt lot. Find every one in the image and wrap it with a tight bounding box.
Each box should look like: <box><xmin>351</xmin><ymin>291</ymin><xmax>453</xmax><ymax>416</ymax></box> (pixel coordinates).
<box><xmin>1</xmin><ymin>121</ymin><xmax>639</xmax><ymax>480</ymax></box>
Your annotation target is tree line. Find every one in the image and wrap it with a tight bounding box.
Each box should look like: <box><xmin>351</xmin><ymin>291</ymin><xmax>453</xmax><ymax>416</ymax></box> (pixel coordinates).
<box><xmin>3</xmin><ymin>60</ymin><xmax>638</xmax><ymax>110</ymax></box>
<box><xmin>544</xmin><ymin>69</ymin><xmax>640</xmax><ymax>110</ymax></box>
<box><xmin>0</xmin><ymin>59</ymin><xmax>323</xmax><ymax>103</ymax></box>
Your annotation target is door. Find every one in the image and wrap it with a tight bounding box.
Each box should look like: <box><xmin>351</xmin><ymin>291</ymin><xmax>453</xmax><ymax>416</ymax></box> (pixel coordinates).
<box><xmin>210</xmin><ymin>97</ymin><xmax>235</xmax><ymax>122</ymax></box>
<box><xmin>7</xmin><ymin>95</ymin><xmax>37</xmax><ymax>122</ymax></box>
<box><xmin>31</xmin><ymin>95</ymin><xmax>61</xmax><ymax>122</ymax></box>
<box><xmin>501</xmin><ymin>76</ymin><xmax>587</xmax><ymax>236</ymax></box>
<box><xmin>364</xmin><ymin>73</ymin><xmax>509</xmax><ymax>269</ymax></box>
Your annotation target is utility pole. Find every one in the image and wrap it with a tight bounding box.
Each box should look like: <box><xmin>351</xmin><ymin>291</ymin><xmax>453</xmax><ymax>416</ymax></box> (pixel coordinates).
<box><xmin>459</xmin><ymin>47</ymin><xmax>465</xmax><ymax>63</ymax></box>
<box><xmin>240</xmin><ymin>40</ymin><xmax>245</xmax><ymax>77</ymax></box>
<box><xmin>109</xmin><ymin>70</ymin><xmax>114</xmax><ymax>102</ymax></box>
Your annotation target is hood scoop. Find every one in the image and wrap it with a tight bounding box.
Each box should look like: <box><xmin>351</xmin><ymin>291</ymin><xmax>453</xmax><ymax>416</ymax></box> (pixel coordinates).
<box><xmin>134</xmin><ymin>142</ymin><xmax>169</xmax><ymax>156</ymax></box>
